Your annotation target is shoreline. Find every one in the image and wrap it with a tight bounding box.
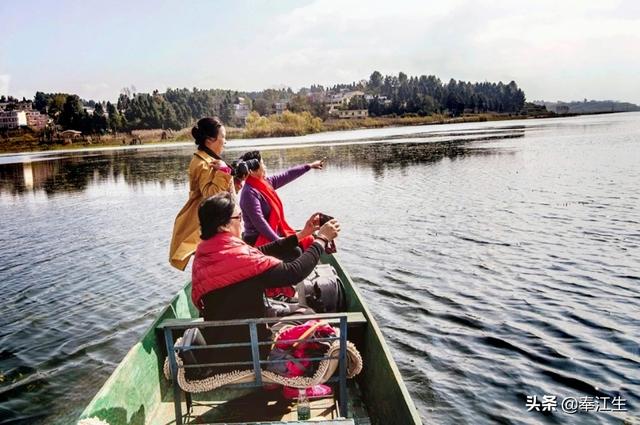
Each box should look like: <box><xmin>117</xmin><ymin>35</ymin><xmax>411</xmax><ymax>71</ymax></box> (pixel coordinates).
<box><xmin>0</xmin><ymin>111</ymin><xmax>620</xmax><ymax>157</ymax></box>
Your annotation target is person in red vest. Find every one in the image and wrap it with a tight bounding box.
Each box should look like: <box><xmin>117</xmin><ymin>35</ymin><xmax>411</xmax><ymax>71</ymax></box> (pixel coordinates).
<box><xmin>238</xmin><ymin>150</ymin><xmax>325</xmax><ymax>301</ymax></box>
<box><xmin>191</xmin><ymin>192</ymin><xmax>340</xmax><ymax>374</ymax></box>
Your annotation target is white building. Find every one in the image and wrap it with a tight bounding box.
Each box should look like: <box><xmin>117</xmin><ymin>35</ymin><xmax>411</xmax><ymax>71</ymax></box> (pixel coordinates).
<box><xmin>364</xmin><ymin>94</ymin><xmax>390</xmax><ymax>104</ymax></box>
<box><xmin>233</xmin><ymin>103</ymin><xmax>250</xmax><ymax>121</ymax></box>
<box><xmin>0</xmin><ymin>111</ymin><xmax>27</xmax><ymax>129</ymax></box>
<box><xmin>327</xmin><ymin>90</ymin><xmax>366</xmax><ymax>115</ymax></box>
<box><xmin>338</xmin><ymin>109</ymin><xmax>369</xmax><ymax>119</ymax></box>
<box><xmin>273</xmin><ymin>102</ymin><xmax>287</xmax><ymax>115</ymax></box>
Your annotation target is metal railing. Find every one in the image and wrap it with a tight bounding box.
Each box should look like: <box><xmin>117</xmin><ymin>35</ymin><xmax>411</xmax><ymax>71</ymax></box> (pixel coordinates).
<box><xmin>159</xmin><ymin>313</ymin><xmax>350</xmax><ymax>425</ymax></box>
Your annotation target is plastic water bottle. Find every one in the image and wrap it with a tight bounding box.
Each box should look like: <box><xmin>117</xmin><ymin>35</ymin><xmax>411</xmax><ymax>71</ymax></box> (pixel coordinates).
<box><xmin>297</xmin><ymin>388</ymin><xmax>311</xmax><ymax>420</ymax></box>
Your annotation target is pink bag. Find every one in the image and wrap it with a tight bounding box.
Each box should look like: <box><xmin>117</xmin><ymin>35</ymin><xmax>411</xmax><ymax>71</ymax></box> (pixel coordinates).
<box><xmin>270</xmin><ymin>320</ymin><xmax>336</xmax><ymax>377</ymax></box>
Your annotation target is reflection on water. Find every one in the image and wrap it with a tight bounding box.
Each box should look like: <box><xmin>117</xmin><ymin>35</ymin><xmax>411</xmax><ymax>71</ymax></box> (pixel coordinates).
<box><xmin>0</xmin><ymin>152</ymin><xmax>190</xmax><ymax>196</ymax></box>
<box><xmin>1</xmin><ymin>114</ymin><xmax>639</xmax><ymax>425</ymax></box>
<box><xmin>0</xmin><ymin>125</ymin><xmax>524</xmax><ymax>196</ymax></box>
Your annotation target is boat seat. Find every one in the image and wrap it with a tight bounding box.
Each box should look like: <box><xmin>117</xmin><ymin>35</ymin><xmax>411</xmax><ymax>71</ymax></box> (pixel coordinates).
<box><xmin>158</xmin><ymin>312</ymin><xmax>366</xmax><ymax>425</ymax></box>
<box><xmin>158</xmin><ymin>312</ymin><xmax>367</xmax><ymax>330</ymax></box>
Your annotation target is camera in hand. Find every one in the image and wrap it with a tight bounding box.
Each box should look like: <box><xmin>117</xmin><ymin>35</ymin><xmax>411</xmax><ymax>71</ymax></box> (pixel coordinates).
<box><xmin>318</xmin><ymin>213</ymin><xmax>334</xmax><ymax>226</ymax></box>
<box><xmin>230</xmin><ymin>158</ymin><xmax>261</xmax><ymax>179</ymax></box>
<box><xmin>317</xmin><ymin>213</ymin><xmax>337</xmax><ymax>254</ymax></box>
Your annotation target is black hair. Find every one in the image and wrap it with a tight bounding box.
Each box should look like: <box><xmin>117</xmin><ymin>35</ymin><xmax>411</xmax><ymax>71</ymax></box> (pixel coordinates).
<box><xmin>192</xmin><ymin>116</ymin><xmax>223</xmax><ymax>147</ymax></box>
<box><xmin>240</xmin><ymin>150</ymin><xmax>262</xmax><ymax>162</ymax></box>
<box><xmin>199</xmin><ymin>192</ymin><xmax>235</xmax><ymax>240</ymax></box>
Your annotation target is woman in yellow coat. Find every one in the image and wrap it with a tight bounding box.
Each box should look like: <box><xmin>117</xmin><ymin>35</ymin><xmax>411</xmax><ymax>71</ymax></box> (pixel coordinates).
<box><xmin>169</xmin><ymin>117</ymin><xmax>234</xmax><ymax>270</ymax></box>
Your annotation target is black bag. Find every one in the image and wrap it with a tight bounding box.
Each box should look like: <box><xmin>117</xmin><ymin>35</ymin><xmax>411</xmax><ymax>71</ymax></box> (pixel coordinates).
<box><xmin>179</xmin><ymin>327</ymin><xmax>207</xmax><ymax>366</ymax></box>
<box><xmin>175</xmin><ymin>327</ymin><xmax>214</xmax><ymax>380</ymax></box>
<box><xmin>264</xmin><ymin>298</ymin><xmax>315</xmax><ymax>318</ymax></box>
<box><xmin>297</xmin><ymin>264</ymin><xmax>346</xmax><ymax>313</ymax></box>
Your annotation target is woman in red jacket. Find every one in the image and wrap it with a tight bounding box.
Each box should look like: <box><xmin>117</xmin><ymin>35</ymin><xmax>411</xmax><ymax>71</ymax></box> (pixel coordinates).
<box><xmin>191</xmin><ymin>192</ymin><xmax>340</xmax><ymax>374</ymax></box>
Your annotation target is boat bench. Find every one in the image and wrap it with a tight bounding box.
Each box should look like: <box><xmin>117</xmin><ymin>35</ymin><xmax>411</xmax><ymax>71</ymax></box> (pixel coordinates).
<box><xmin>158</xmin><ymin>312</ymin><xmax>367</xmax><ymax>425</ymax></box>
<box><xmin>158</xmin><ymin>311</ymin><xmax>367</xmax><ymax>330</ymax></box>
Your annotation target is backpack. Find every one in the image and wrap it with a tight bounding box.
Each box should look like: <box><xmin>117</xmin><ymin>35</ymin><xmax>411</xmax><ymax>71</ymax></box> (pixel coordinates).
<box><xmin>297</xmin><ymin>264</ymin><xmax>346</xmax><ymax>313</ymax></box>
<box><xmin>175</xmin><ymin>327</ymin><xmax>214</xmax><ymax>379</ymax></box>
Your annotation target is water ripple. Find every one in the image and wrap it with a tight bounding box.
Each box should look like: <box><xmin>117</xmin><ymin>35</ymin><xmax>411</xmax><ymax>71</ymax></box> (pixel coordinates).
<box><xmin>2</xmin><ymin>114</ymin><xmax>640</xmax><ymax>424</ymax></box>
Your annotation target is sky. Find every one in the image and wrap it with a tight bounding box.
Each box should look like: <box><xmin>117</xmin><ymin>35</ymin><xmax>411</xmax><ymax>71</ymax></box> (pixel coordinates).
<box><xmin>1</xmin><ymin>0</ymin><xmax>639</xmax><ymax>103</ymax></box>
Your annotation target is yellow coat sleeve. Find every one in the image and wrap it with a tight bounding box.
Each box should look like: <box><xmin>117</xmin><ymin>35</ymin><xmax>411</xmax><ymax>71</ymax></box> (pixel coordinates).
<box><xmin>196</xmin><ymin>161</ymin><xmax>232</xmax><ymax>198</ymax></box>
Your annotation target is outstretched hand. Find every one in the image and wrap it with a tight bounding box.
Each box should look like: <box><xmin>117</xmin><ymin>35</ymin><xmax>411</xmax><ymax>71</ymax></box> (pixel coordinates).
<box><xmin>308</xmin><ymin>158</ymin><xmax>326</xmax><ymax>169</ymax></box>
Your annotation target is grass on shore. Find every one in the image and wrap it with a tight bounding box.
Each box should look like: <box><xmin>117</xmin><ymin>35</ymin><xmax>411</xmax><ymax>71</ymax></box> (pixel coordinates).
<box><xmin>0</xmin><ymin>112</ymin><xmax>546</xmax><ymax>154</ymax></box>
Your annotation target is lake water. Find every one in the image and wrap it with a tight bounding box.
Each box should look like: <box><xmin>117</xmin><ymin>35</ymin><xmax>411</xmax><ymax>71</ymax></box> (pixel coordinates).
<box><xmin>0</xmin><ymin>113</ymin><xmax>639</xmax><ymax>425</ymax></box>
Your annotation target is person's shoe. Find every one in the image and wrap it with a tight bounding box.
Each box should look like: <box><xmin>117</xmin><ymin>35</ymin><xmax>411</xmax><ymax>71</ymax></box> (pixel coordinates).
<box><xmin>273</xmin><ymin>294</ymin><xmax>299</xmax><ymax>304</ymax></box>
<box><xmin>282</xmin><ymin>384</ymin><xmax>333</xmax><ymax>399</ymax></box>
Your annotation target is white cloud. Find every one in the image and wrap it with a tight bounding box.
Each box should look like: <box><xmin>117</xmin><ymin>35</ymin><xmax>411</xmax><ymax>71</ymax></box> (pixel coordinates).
<box><xmin>4</xmin><ymin>0</ymin><xmax>640</xmax><ymax>103</ymax></box>
<box><xmin>274</xmin><ymin>0</ymin><xmax>461</xmax><ymax>39</ymax></box>
<box><xmin>241</xmin><ymin>0</ymin><xmax>640</xmax><ymax>102</ymax></box>
<box><xmin>246</xmin><ymin>0</ymin><xmax>466</xmax><ymax>80</ymax></box>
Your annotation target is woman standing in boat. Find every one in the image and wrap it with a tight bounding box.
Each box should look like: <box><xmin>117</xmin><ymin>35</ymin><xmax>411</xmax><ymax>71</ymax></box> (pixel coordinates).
<box><xmin>169</xmin><ymin>117</ymin><xmax>234</xmax><ymax>270</ymax></box>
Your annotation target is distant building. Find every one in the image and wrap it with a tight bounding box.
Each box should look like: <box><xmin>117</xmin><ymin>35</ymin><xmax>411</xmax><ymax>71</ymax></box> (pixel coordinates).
<box><xmin>364</xmin><ymin>94</ymin><xmax>389</xmax><ymax>103</ymax></box>
<box><xmin>25</xmin><ymin>110</ymin><xmax>48</xmax><ymax>131</ymax></box>
<box><xmin>306</xmin><ymin>91</ymin><xmax>327</xmax><ymax>102</ymax></box>
<box><xmin>2</xmin><ymin>101</ymin><xmax>32</xmax><ymax>111</ymax></box>
<box><xmin>233</xmin><ymin>103</ymin><xmax>250</xmax><ymax>122</ymax></box>
<box><xmin>557</xmin><ymin>105</ymin><xmax>570</xmax><ymax>114</ymax></box>
<box><xmin>0</xmin><ymin>110</ymin><xmax>27</xmax><ymax>129</ymax></box>
<box><xmin>365</xmin><ymin>95</ymin><xmax>391</xmax><ymax>107</ymax></box>
<box><xmin>60</xmin><ymin>130</ymin><xmax>82</xmax><ymax>141</ymax></box>
<box><xmin>273</xmin><ymin>102</ymin><xmax>288</xmax><ymax>115</ymax></box>
<box><xmin>327</xmin><ymin>90</ymin><xmax>366</xmax><ymax>115</ymax></box>
<box><xmin>338</xmin><ymin>109</ymin><xmax>369</xmax><ymax>119</ymax></box>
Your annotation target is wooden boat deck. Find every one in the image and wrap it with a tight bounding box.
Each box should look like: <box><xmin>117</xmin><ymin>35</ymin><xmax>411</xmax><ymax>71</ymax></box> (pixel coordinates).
<box><xmin>147</xmin><ymin>381</ymin><xmax>370</xmax><ymax>424</ymax></box>
<box><xmin>149</xmin><ymin>390</ymin><xmax>338</xmax><ymax>424</ymax></box>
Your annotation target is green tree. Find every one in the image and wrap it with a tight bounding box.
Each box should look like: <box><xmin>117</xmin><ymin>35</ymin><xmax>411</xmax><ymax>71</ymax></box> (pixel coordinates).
<box><xmin>219</xmin><ymin>93</ymin><xmax>234</xmax><ymax>124</ymax></box>
<box><xmin>59</xmin><ymin>95</ymin><xmax>85</xmax><ymax>130</ymax></box>
<box><xmin>47</xmin><ymin>94</ymin><xmax>68</xmax><ymax>119</ymax></box>
<box><xmin>368</xmin><ymin>71</ymin><xmax>383</xmax><ymax>93</ymax></box>
<box><xmin>34</xmin><ymin>92</ymin><xmax>48</xmax><ymax>112</ymax></box>
<box><xmin>92</xmin><ymin>102</ymin><xmax>108</xmax><ymax>133</ymax></box>
<box><xmin>253</xmin><ymin>98</ymin><xmax>270</xmax><ymax>116</ymax></box>
<box><xmin>106</xmin><ymin>101</ymin><xmax>124</xmax><ymax>132</ymax></box>
<box><xmin>348</xmin><ymin>95</ymin><xmax>367</xmax><ymax>110</ymax></box>
<box><xmin>288</xmin><ymin>95</ymin><xmax>311</xmax><ymax>113</ymax></box>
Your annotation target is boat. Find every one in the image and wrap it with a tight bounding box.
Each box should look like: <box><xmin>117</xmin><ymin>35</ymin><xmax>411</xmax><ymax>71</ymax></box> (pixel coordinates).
<box><xmin>78</xmin><ymin>254</ymin><xmax>422</xmax><ymax>424</ymax></box>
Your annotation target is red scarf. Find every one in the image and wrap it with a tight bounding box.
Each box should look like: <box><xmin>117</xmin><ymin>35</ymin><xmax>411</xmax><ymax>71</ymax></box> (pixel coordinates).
<box><xmin>191</xmin><ymin>232</ymin><xmax>281</xmax><ymax>309</ymax></box>
<box><xmin>246</xmin><ymin>175</ymin><xmax>314</xmax><ymax>249</ymax></box>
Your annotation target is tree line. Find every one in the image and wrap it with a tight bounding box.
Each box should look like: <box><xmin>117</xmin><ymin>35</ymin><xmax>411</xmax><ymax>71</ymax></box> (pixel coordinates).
<box><xmin>30</xmin><ymin>88</ymin><xmax>241</xmax><ymax>134</ymax></box>
<box><xmin>368</xmin><ymin>71</ymin><xmax>525</xmax><ymax>116</ymax></box>
<box><xmin>18</xmin><ymin>71</ymin><xmax>527</xmax><ymax>134</ymax></box>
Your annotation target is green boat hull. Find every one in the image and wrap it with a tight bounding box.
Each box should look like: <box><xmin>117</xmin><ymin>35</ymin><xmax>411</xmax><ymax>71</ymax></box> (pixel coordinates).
<box><xmin>79</xmin><ymin>254</ymin><xmax>422</xmax><ymax>425</ymax></box>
